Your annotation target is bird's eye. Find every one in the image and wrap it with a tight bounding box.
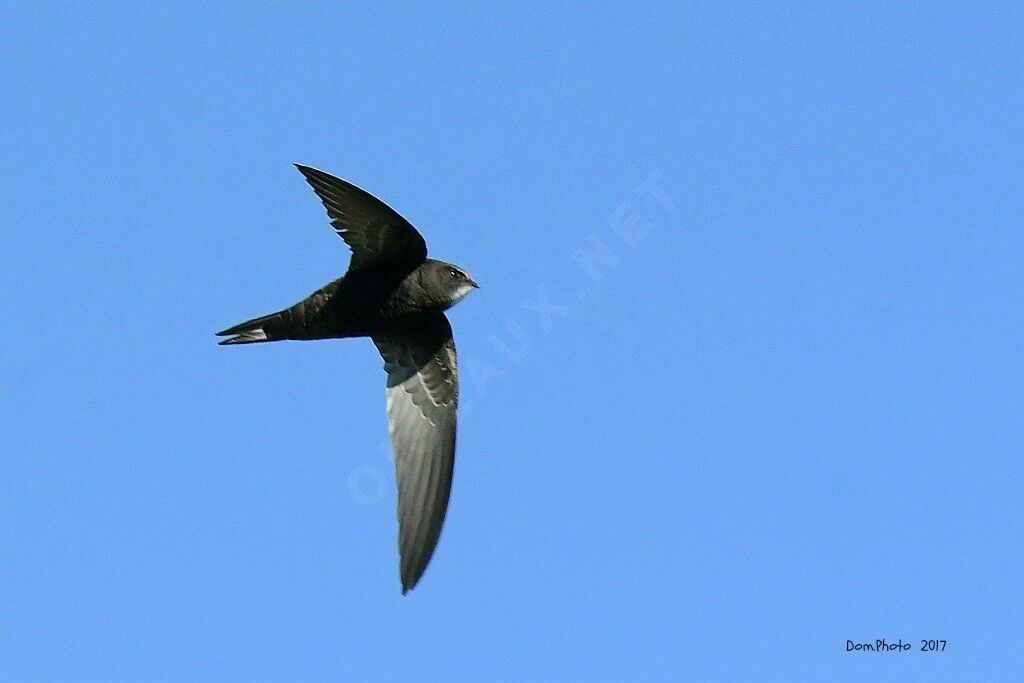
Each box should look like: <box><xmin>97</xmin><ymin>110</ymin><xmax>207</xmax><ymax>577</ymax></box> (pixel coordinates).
<box><xmin>448</xmin><ymin>269</ymin><xmax>459</xmax><ymax>278</ymax></box>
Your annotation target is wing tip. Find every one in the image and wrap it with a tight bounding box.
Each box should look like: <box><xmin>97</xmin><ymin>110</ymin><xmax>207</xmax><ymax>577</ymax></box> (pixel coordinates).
<box><xmin>294</xmin><ymin>163</ymin><xmax>317</xmax><ymax>178</ymax></box>
<box><xmin>401</xmin><ymin>560</ymin><xmax>427</xmax><ymax>595</ymax></box>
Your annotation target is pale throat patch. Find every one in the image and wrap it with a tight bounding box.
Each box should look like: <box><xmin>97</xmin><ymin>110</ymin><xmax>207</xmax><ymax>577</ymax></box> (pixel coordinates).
<box><xmin>450</xmin><ymin>282</ymin><xmax>476</xmax><ymax>305</ymax></box>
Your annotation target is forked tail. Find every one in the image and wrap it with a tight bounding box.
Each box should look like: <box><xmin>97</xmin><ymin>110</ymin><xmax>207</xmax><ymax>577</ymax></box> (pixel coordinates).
<box><xmin>215</xmin><ymin>309</ymin><xmax>293</xmax><ymax>345</ymax></box>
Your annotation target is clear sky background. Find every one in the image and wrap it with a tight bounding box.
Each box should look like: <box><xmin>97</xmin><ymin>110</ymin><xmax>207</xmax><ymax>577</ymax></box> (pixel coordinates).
<box><xmin>2</xmin><ymin>3</ymin><xmax>1021</xmax><ymax>680</ymax></box>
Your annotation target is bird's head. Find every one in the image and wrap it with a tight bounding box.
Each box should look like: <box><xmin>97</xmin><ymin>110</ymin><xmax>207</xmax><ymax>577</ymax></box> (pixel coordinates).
<box><xmin>420</xmin><ymin>259</ymin><xmax>479</xmax><ymax>310</ymax></box>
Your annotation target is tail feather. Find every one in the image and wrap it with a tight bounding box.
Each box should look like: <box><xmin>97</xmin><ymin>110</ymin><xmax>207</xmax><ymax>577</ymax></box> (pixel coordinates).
<box><xmin>216</xmin><ymin>310</ymin><xmax>291</xmax><ymax>345</ymax></box>
<box><xmin>217</xmin><ymin>328</ymin><xmax>269</xmax><ymax>345</ymax></box>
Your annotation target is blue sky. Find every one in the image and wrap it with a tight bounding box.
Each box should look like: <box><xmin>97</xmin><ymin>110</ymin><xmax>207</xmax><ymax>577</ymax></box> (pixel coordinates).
<box><xmin>2</xmin><ymin>3</ymin><xmax>1021</xmax><ymax>680</ymax></box>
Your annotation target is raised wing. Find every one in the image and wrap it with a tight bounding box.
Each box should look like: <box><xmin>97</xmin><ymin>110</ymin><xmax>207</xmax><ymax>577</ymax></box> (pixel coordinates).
<box><xmin>295</xmin><ymin>164</ymin><xmax>428</xmax><ymax>272</ymax></box>
<box><xmin>372</xmin><ymin>315</ymin><xmax>458</xmax><ymax>593</ymax></box>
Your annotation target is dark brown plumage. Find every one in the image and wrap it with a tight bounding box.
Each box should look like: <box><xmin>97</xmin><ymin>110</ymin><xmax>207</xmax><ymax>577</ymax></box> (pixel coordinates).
<box><xmin>217</xmin><ymin>165</ymin><xmax>477</xmax><ymax>593</ymax></box>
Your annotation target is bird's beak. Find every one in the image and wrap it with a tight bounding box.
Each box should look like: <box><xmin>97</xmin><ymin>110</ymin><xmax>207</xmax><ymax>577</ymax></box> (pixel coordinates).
<box><xmin>468</xmin><ymin>278</ymin><xmax>480</xmax><ymax>289</ymax></box>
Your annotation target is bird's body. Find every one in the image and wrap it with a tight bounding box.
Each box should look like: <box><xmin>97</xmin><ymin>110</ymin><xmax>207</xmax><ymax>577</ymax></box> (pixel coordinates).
<box><xmin>217</xmin><ymin>165</ymin><xmax>477</xmax><ymax>593</ymax></box>
<box><xmin>218</xmin><ymin>258</ymin><xmax>476</xmax><ymax>344</ymax></box>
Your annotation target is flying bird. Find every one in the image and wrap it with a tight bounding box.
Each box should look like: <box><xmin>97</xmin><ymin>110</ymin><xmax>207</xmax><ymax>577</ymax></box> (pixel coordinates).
<box><xmin>217</xmin><ymin>165</ymin><xmax>478</xmax><ymax>593</ymax></box>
